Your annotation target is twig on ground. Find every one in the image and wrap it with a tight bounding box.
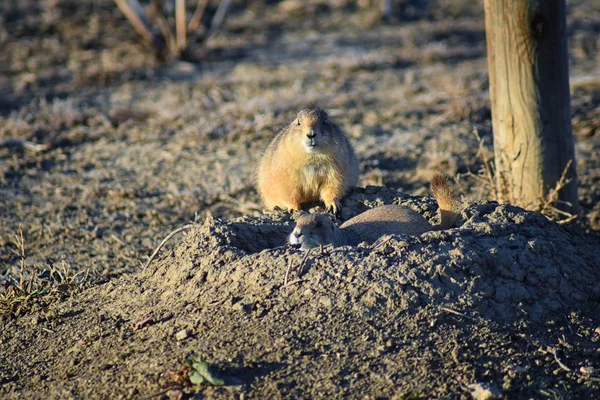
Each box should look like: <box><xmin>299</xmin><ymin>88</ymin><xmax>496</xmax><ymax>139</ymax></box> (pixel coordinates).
<box><xmin>282</xmin><ymin>278</ymin><xmax>309</xmax><ymax>288</ymax></box>
<box><xmin>551</xmin><ymin>347</ymin><xmax>600</xmax><ymax>382</ymax></box>
<box><xmin>297</xmin><ymin>249</ymin><xmax>312</xmax><ymax>276</ymax></box>
<box><xmin>283</xmin><ymin>257</ymin><xmax>293</xmax><ymax>286</ymax></box>
<box><xmin>111</xmin><ymin>234</ymin><xmax>125</xmax><ymax>246</ymax></box>
<box><xmin>283</xmin><ymin>249</ymin><xmax>312</xmax><ymax>286</ymax></box>
<box><xmin>439</xmin><ymin>306</ymin><xmax>477</xmax><ymax>321</ymax></box>
<box><xmin>208</xmin><ymin>297</ymin><xmax>229</xmax><ymax>307</ymax></box>
<box><xmin>0</xmin><ymin>138</ymin><xmax>50</xmax><ymax>152</ymax></box>
<box><xmin>552</xmin><ymin>348</ymin><xmax>571</xmax><ymax>372</ymax></box>
<box><xmin>143</xmin><ymin>224</ymin><xmax>197</xmax><ymax>269</ymax></box>
<box><xmin>130</xmin><ymin>313</ymin><xmax>154</xmax><ymax>331</ymax></box>
<box><xmin>556</xmin><ymin>214</ymin><xmax>578</xmax><ymax>225</ymax></box>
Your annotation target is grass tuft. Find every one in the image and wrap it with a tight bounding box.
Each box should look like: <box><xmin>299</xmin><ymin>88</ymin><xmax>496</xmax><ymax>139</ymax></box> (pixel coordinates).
<box><xmin>463</xmin><ymin>128</ymin><xmax>578</xmax><ymax>224</ymax></box>
<box><xmin>1</xmin><ymin>227</ymin><xmax>95</xmax><ymax>317</ymax></box>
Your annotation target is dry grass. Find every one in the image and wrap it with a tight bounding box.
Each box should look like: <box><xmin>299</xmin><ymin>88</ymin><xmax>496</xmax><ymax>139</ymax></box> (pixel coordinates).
<box><xmin>538</xmin><ymin>160</ymin><xmax>578</xmax><ymax>224</ymax></box>
<box><xmin>0</xmin><ymin>227</ymin><xmax>93</xmax><ymax>317</ymax></box>
<box><xmin>464</xmin><ymin>128</ymin><xmax>578</xmax><ymax>224</ymax></box>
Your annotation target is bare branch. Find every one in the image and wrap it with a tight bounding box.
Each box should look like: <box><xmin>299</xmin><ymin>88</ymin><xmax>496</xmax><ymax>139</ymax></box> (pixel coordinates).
<box><xmin>144</xmin><ymin>224</ymin><xmax>196</xmax><ymax>269</ymax></box>
<box><xmin>206</xmin><ymin>0</ymin><xmax>232</xmax><ymax>41</ymax></box>
<box><xmin>150</xmin><ymin>0</ymin><xmax>177</xmax><ymax>56</ymax></box>
<box><xmin>113</xmin><ymin>0</ymin><xmax>154</xmax><ymax>44</ymax></box>
<box><xmin>175</xmin><ymin>0</ymin><xmax>187</xmax><ymax>52</ymax></box>
<box><xmin>189</xmin><ymin>0</ymin><xmax>209</xmax><ymax>32</ymax></box>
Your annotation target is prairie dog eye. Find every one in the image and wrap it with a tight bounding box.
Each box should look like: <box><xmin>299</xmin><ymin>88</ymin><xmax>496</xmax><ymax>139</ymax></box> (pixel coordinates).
<box><xmin>297</xmin><ymin>119</ymin><xmax>301</xmax><ymax>126</ymax></box>
<box><xmin>315</xmin><ymin>221</ymin><xmax>323</xmax><ymax>227</ymax></box>
<box><xmin>322</xmin><ymin>116</ymin><xmax>327</xmax><ymax>124</ymax></box>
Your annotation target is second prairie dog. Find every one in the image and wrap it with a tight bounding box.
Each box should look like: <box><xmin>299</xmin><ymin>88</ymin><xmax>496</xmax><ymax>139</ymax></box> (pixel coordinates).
<box><xmin>256</xmin><ymin>108</ymin><xmax>359</xmax><ymax>214</ymax></box>
<box><xmin>289</xmin><ymin>174</ymin><xmax>462</xmax><ymax>250</ymax></box>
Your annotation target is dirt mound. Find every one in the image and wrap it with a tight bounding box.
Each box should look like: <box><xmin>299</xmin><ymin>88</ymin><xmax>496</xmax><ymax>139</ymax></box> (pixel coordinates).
<box><xmin>149</xmin><ymin>187</ymin><xmax>599</xmax><ymax>326</ymax></box>
<box><xmin>3</xmin><ymin>188</ymin><xmax>599</xmax><ymax>399</ymax></box>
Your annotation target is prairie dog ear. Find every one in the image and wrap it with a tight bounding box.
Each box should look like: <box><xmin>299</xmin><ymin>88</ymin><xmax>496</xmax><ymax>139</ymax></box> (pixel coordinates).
<box><xmin>292</xmin><ymin>210</ymin><xmax>310</xmax><ymax>221</ymax></box>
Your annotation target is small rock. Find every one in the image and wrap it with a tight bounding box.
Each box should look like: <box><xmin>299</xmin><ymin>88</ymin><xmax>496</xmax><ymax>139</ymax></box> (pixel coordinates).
<box><xmin>468</xmin><ymin>382</ymin><xmax>502</xmax><ymax>400</ymax></box>
<box><xmin>319</xmin><ymin>296</ymin><xmax>333</xmax><ymax>308</ymax></box>
<box><xmin>507</xmin><ymin>365</ymin><xmax>528</xmax><ymax>374</ymax></box>
<box><xmin>167</xmin><ymin>389</ymin><xmax>183</xmax><ymax>400</ymax></box>
<box><xmin>175</xmin><ymin>329</ymin><xmax>190</xmax><ymax>341</ymax></box>
<box><xmin>580</xmin><ymin>366</ymin><xmax>595</xmax><ymax>375</ymax></box>
<box><xmin>363</xmin><ymin>111</ymin><xmax>379</xmax><ymax>126</ymax></box>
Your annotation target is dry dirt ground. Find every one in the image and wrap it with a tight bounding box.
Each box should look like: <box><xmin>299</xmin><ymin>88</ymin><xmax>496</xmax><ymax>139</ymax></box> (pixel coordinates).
<box><xmin>1</xmin><ymin>0</ymin><xmax>600</xmax><ymax>399</ymax></box>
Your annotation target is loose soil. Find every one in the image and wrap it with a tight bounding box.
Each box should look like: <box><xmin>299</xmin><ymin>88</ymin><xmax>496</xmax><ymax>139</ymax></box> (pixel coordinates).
<box><xmin>1</xmin><ymin>0</ymin><xmax>600</xmax><ymax>399</ymax></box>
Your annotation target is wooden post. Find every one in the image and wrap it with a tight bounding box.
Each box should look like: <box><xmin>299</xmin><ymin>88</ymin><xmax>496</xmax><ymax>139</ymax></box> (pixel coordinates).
<box><xmin>483</xmin><ymin>0</ymin><xmax>579</xmax><ymax>215</ymax></box>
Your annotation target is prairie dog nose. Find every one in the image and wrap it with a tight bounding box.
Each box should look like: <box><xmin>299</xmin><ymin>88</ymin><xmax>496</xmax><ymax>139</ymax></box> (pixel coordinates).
<box><xmin>289</xmin><ymin>228</ymin><xmax>303</xmax><ymax>247</ymax></box>
<box><xmin>306</xmin><ymin>130</ymin><xmax>316</xmax><ymax>139</ymax></box>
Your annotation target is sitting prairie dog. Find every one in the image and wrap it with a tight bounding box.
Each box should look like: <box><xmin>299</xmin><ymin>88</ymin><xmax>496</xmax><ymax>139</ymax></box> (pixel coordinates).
<box><xmin>289</xmin><ymin>174</ymin><xmax>462</xmax><ymax>250</ymax></box>
<box><xmin>256</xmin><ymin>108</ymin><xmax>359</xmax><ymax>214</ymax></box>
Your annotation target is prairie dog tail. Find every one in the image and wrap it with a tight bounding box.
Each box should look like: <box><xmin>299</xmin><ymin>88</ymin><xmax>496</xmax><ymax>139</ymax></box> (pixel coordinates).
<box><xmin>430</xmin><ymin>174</ymin><xmax>462</xmax><ymax>229</ymax></box>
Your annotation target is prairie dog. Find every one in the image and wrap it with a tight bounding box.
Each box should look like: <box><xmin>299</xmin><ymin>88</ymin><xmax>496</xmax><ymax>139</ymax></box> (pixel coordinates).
<box><xmin>289</xmin><ymin>174</ymin><xmax>461</xmax><ymax>250</ymax></box>
<box><xmin>256</xmin><ymin>108</ymin><xmax>359</xmax><ymax>214</ymax></box>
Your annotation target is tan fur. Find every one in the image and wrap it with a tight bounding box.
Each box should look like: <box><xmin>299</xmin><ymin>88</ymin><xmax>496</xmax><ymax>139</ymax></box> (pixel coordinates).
<box><xmin>256</xmin><ymin>108</ymin><xmax>359</xmax><ymax>213</ymax></box>
<box><xmin>430</xmin><ymin>174</ymin><xmax>461</xmax><ymax>229</ymax></box>
<box><xmin>289</xmin><ymin>174</ymin><xmax>463</xmax><ymax>250</ymax></box>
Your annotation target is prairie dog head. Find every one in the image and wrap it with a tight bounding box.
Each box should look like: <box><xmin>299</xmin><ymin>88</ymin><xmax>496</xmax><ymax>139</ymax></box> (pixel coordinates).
<box><xmin>289</xmin><ymin>212</ymin><xmax>339</xmax><ymax>250</ymax></box>
<box><xmin>290</xmin><ymin>108</ymin><xmax>336</xmax><ymax>154</ymax></box>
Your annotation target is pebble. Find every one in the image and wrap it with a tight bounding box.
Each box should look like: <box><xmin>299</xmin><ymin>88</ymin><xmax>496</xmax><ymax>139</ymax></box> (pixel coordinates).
<box><xmin>319</xmin><ymin>296</ymin><xmax>333</xmax><ymax>308</ymax></box>
<box><xmin>468</xmin><ymin>382</ymin><xmax>502</xmax><ymax>400</ymax></box>
<box><xmin>175</xmin><ymin>329</ymin><xmax>190</xmax><ymax>341</ymax></box>
<box><xmin>580</xmin><ymin>366</ymin><xmax>595</xmax><ymax>375</ymax></box>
